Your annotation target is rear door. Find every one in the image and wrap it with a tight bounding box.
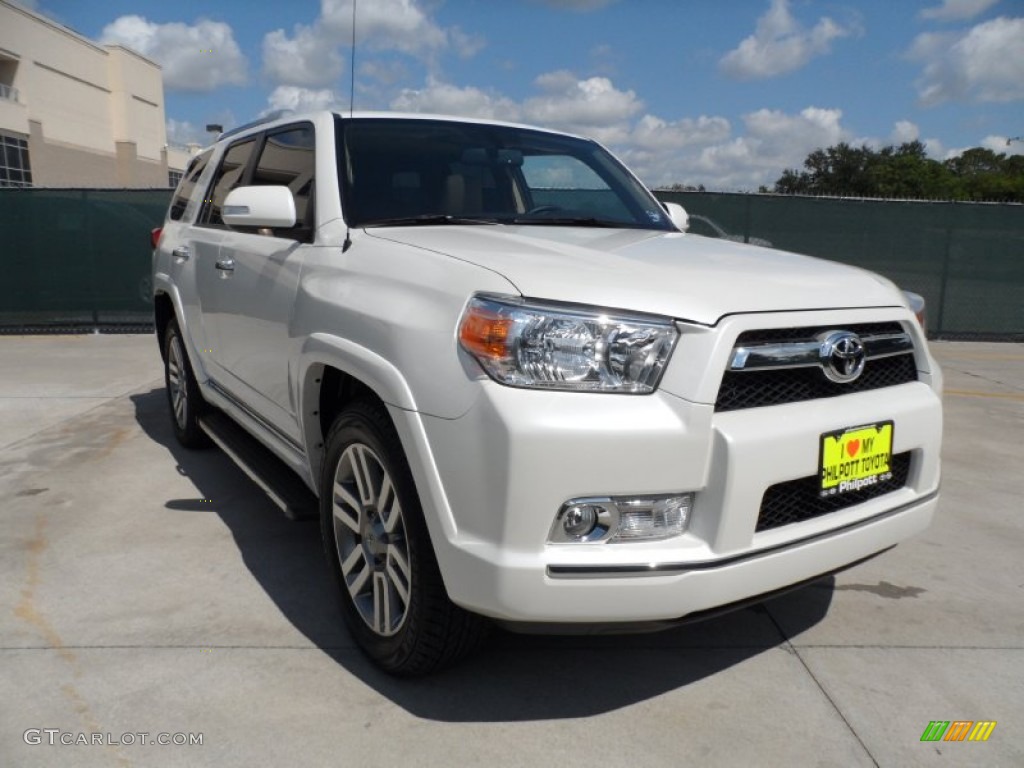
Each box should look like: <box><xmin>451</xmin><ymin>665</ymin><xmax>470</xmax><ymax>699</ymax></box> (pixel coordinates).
<box><xmin>162</xmin><ymin>149</ymin><xmax>215</xmax><ymax>353</ymax></box>
<box><xmin>193</xmin><ymin>137</ymin><xmax>258</xmax><ymax>380</ymax></box>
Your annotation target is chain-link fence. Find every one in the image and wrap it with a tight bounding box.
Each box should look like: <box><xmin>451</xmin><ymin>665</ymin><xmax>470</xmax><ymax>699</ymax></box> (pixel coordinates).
<box><xmin>0</xmin><ymin>188</ymin><xmax>168</xmax><ymax>333</ymax></box>
<box><xmin>1</xmin><ymin>188</ymin><xmax>1021</xmax><ymax>338</ymax></box>
<box><xmin>656</xmin><ymin>191</ymin><xmax>1024</xmax><ymax>339</ymax></box>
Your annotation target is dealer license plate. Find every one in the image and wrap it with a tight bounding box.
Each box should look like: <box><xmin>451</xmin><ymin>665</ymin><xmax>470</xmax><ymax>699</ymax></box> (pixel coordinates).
<box><xmin>819</xmin><ymin>422</ymin><xmax>894</xmax><ymax>496</ymax></box>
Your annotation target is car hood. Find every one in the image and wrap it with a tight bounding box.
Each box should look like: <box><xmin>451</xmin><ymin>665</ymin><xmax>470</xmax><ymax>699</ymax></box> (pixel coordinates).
<box><xmin>367</xmin><ymin>226</ymin><xmax>904</xmax><ymax>325</ymax></box>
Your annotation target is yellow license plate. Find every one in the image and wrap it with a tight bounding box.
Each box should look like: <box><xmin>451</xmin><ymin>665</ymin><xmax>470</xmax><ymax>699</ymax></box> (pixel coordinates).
<box><xmin>819</xmin><ymin>422</ymin><xmax>894</xmax><ymax>495</ymax></box>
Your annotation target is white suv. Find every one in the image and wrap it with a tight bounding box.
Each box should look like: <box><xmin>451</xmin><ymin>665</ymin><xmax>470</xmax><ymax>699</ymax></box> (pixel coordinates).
<box><xmin>152</xmin><ymin>111</ymin><xmax>942</xmax><ymax>675</ymax></box>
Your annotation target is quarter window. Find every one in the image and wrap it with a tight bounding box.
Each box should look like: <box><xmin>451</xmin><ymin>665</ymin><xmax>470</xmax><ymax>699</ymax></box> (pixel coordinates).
<box><xmin>168</xmin><ymin>150</ymin><xmax>211</xmax><ymax>221</ymax></box>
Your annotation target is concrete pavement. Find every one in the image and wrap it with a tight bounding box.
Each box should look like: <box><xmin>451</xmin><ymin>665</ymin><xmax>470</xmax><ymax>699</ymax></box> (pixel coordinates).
<box><xmin>1</xmin><ymin>334</ymin><xmax>1021</xmax><ymax>767</ymax></box>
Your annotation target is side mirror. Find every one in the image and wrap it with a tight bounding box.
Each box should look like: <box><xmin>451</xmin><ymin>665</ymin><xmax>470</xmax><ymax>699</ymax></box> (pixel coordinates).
<box><xmin>663</xmin><ymin>202</ymin><xmax>689</xmax><ymax>232</ymax></box>
<box><xmin>902</xmin><ymin>290</ymin><xmax>927</xmax><ymax>330</ymax></box>
<box><xmin>222</xmin><ymin>186</ymin><xmax>297</xmax><ymax>229</ymax></box>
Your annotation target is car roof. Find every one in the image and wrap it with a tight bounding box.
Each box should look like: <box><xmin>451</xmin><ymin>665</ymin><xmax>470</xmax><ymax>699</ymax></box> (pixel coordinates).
<box><xmin>213</xmin><ymin>110</ymin><xmax>586</xmax><ymax>146</ymax></box>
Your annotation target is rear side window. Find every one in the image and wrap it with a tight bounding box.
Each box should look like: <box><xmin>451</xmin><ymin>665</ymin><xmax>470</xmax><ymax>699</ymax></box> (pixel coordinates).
<box><xmin>251</xmin><ymin>124</ymin><xmax>316</xmax><ymax>239</ymax></box>
<box><xmin>199</xmin><ymin>139</ymin><xmax>256</xmax><ymax>227</ymax></box>
<box><xmin>168</xmin><ymin>150</ymin><xmax>211</xmax><ymax>221</ymax></box>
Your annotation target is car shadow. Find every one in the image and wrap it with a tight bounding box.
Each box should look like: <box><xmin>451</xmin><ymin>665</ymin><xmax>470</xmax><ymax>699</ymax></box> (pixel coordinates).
<box><xmin>131</xmin><ymin>387</ymin><xmax>835</xmax><ymax>723</ymax></box>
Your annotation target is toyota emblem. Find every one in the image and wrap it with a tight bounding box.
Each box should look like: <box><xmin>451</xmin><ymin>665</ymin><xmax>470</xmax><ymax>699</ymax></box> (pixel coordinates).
<box><xmin>819</xmin><ymin>331</ymin><xmax>866</xmax><ymax>383</ymax></box>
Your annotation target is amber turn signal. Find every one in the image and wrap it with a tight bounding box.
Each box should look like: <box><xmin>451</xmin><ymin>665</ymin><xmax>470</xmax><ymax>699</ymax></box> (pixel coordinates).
<box><xmin>459</xmin><ymin>306</ymin><xmax>513</xmax><ymax>360</ymax></box>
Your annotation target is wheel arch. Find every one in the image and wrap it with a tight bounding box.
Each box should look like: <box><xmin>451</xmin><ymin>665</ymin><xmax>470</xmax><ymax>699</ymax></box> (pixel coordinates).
<box><xmin>298</xmin><ymin>333</ymin><xmax>461</xmax><ymax>561</ymax></box>
<box><xmin>297</xmin><ymin>332</ymin><xmax>418</xmax><ymax>486</ymax></box>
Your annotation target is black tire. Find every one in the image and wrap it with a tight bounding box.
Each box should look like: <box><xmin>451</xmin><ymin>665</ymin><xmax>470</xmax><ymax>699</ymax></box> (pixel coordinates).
<box><xmin>320</xmin><ymin>401</ymin><xmax>489</xmax><ymax>676</ymax></box>
<box><xmin>163</xmin><ymin>318</ymin><xmax>210</xmax><ymax>449</ymax></box>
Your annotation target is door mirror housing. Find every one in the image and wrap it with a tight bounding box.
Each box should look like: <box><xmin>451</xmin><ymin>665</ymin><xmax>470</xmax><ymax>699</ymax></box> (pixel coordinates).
<box><xmin>663</xmin><ymin>202</ymin><xmax>689</xmax><ymax>232</ymax></box>
<box><xmin>222</xmin><ymin>186</ymin><xmax>297</xmax><ymax>229</ymax></box>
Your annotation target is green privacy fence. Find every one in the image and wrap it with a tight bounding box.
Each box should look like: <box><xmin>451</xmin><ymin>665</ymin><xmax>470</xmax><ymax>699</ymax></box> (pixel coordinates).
<box><xmin>656</xmin><ymin>191</ymin><xmax>1024</xmax><ymax>339</ymax></box>
<box><xmin>0</xmin><ymin>188</ymin><xmax>168</xmax><ymax>331</ymax></box>
<box><xmin>0</xmin><ymin>188</ymin><xmax>1021</xmax><ymax>338</ymax></box>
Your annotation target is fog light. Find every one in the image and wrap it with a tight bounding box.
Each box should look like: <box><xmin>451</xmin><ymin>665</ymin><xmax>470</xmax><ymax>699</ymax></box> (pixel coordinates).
<box><xmin>563</xmin><ymin>504</ymin><xmax>599</xmax><ymax>538</ymax></box>
<box><xmin>613</xmin><ymin>496</ymin><xmax>690</xmax><ymax>541</ymax></box>
<box><xmin>549</xmin><ymin>493</ymin><xmax>692</xmax><ymax>544</ymax></box>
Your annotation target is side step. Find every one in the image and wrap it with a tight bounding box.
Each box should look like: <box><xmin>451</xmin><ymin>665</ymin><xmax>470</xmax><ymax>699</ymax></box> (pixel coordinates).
<box><xmin>199</xmin><ymin>411</ymin><xmax>318</xmax><ymax>521</ymax></box>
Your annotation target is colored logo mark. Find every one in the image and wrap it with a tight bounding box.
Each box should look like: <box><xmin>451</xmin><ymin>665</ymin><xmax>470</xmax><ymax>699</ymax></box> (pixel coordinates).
<box><xmin>920</xmin><ymin>721</ymin><xmax>996</xmax><ymax>742</ymax></box>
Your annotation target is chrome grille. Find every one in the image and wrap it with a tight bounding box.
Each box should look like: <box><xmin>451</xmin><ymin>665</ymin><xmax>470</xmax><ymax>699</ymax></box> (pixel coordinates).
<box><xmin>716</xmin><ymin>322</ymin><xmax>919</xmax><ymax>411</ymax></box>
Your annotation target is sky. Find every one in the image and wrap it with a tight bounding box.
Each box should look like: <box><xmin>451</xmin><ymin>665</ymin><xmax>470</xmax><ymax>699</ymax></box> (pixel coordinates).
<box><xmin>22</xmin><ymin>0</ymin><xmax>1024</xmax><ymax>190</ymax></box>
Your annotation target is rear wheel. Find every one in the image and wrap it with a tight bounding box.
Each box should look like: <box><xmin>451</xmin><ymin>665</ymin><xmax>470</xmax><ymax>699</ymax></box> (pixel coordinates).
<box><xmin>321</xmin><ymin>401</ymin><xmax>488</xmax><ymax>675</ymax></box>
<box><xmin>163</xmin><ymin>319</ymin><xmax>209</xmax><ymax>448</ymax></box>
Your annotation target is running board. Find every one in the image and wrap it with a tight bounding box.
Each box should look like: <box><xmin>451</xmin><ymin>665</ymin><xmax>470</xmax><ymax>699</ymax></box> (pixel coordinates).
<box><xmin>199</xmin><ymin>411</ymin><xmax>318</xmax><ymax>521</ymax></box>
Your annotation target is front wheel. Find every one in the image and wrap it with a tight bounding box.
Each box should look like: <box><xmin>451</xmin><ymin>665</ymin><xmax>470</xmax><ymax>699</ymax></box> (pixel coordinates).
<box><xmin>320</xmin><ymin>402</ymin><xmax>488</xmax><ymax>675</ymax></box>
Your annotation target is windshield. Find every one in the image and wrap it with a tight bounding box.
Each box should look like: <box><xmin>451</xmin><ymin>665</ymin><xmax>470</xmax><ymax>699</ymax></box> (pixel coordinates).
<box><xmin>336</xmin><ymin>116</ymin><xmax>673</xmax><ymax>231</ymax></box>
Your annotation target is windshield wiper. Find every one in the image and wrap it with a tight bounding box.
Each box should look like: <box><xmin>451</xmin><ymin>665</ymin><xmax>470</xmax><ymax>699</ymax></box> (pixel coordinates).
<box><xmin>509</xmin><ymin>216</ymin><xmax>626</xmax><ymax>228</ymax></box>
<box><xmin>363</xmin><ymin>214</ymin><xmax>500</xmax><ymax>227</ymax></box>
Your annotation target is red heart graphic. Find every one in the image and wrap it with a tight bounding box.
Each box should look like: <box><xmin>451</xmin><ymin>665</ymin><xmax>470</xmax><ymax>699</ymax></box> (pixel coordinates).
<box><xmin>847</xmin><ymin>439</ymin><xmax>861</xmax><ymax>458</ymax></box>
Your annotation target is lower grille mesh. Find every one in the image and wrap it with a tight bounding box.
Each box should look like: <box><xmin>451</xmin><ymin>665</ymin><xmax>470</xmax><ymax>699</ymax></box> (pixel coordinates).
<box><xmin>756</xmin><ymin>452</ymin><xmax>912</xmax><ymax>532</ymax></box>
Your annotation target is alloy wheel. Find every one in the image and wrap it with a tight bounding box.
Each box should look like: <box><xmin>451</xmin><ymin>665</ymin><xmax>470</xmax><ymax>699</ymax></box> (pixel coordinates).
<box><xmin>167</xmin><ymin>334</ymin><xmax>188</xmax><ymax>430</ymax></box>
<box><xmin>332</xmin><ymin>443</ymin><xmax>412</xmax><ymax>637</ymax></box>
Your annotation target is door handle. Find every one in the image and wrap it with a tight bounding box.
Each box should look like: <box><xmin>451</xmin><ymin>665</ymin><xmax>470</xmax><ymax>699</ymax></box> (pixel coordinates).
<box><xmin>172</xmin><ymin>245</ymin><xmax>191</xmax><ymax>261</ymax></box>
<box><xmin>215</xmin><ymin>258</ymin><xmax>235</xmax><ymax>272</ymax></box>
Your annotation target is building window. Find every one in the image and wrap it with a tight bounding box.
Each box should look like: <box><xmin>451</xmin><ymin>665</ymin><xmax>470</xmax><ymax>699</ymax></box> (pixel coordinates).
<box><xmin>168</xmin><ymin>169</ymin><xmax>183</xmax><ymax>188</ymax></box>
<box><xmin>0</xmin><ymin>133</ymin><xmax>32</xmax><ymax>188</ymax></box>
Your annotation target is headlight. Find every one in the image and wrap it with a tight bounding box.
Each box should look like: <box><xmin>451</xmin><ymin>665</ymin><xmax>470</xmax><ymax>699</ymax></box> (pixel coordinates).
<box><xmin>458</xmin><ymin>295</ymin><xmax>678</xmax><ymax>393</ymax></box>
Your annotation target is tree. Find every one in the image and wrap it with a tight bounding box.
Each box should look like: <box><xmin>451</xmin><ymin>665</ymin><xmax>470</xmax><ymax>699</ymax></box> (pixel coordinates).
<box><xmin>774</xmin><ymin>142</ymin><xmax>1024</xmax><ymax>202</ymax></box>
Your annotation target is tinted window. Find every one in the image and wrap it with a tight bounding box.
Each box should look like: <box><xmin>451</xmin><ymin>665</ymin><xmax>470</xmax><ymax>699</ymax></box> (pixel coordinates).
<box><xmin>251</xmin><ymin>124</ymin><xmax>315</xmax><ymax>236</ymax></box>
<box><xmin>168</xmin><ymin>150</ymin><xmax>211</xmax><ymax>221</ymax></box>
<box><xmin>337</xmin><ymin>117</ymin><xmax>673</xmax><ymax>230</ymax></box>
<box><xmin>522</xmin><ymin>154</ymin><xmax>632</xmax><ymax>222</ymax></box>
<box><xmin>200</xmin><ymin>139</ymin><xmax>255</xmax><ymax>227</ymax></box>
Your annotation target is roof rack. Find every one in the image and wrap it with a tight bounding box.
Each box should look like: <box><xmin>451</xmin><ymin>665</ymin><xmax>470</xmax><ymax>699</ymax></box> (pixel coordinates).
<box><xmin>217</xmin><ymin>110</ymin><xmax>295</xmax><ymax>141</ymax></box>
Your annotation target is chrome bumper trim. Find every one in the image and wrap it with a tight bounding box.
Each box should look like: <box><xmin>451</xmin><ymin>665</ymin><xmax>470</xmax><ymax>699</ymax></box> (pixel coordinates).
<box><xmin>547</xmin><ymin>490</ymin><xmax>938</xmax><ymax>579</ymax></box>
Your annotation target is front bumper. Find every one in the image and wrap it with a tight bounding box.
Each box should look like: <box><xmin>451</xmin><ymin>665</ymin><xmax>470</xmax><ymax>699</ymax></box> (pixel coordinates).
<box><xmin>396</xmin><ymin>312</ymin><xmax>942</xmax><ymax>625</ymax></box>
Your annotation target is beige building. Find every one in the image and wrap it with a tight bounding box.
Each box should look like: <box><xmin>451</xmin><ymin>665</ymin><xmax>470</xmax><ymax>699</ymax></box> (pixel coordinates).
<box><xmin>0</xmin><ymin>0</ymin><xmax>196</xmax><ymax>188</ymax></box>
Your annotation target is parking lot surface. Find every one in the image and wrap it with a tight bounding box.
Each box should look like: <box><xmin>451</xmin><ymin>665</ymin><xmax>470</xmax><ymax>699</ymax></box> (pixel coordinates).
<box><xmin>1</xmin><ymin>334</ymin><xmax>1021</xmax><ymax>767</ymax></box>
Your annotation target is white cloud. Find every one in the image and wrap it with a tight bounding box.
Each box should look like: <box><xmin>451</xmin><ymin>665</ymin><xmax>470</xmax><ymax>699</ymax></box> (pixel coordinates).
<box><xmin>450</xmin><ymin>27</ymin><xmax>486</xmax><ymax>59</ymax></box>
<box><xmin>100</xmin><ymin>15</ymin><xmax>247</xmax><ymax>91</ymax></box>
<box><xmin>262</xmin><ymin>24</ymin><xmax>345</xmax><ymax>87</ymax></box>
<box><xmin>919</xmin><ymin>0</ymin><xmax>1000</xmax><ymax>22</ymax></box>
<box><xmin>521</xmin><ymin>71</ymin><xmax>643</xmax><ymax>143</ymax></box>
<box><xmin>909</xmin><ymin>17</ymin><xmax>1024</xmax><ymax>105</ymax></box>
<box><xmin>264</xmin><ymin>85</ymin><xmax>344</xmax><ymax>114</ymax></box>
<box><xmin>388</xmin><ymin>71</ymin><xmax>860</xmax><ymax>190</ymax></box>
<box><xmin>630</xmin><ymin>114</ymin><xmax>732</xmax><ymax>151</ymax></box>
<box><xmin>359</xmin><ymin>59</ymin><xmax>410</xmax><ymax>87</ymax></box>
<box><xmin>165</xmin><ymin>119</ymin><xmax>203</xmax><ymax>145</ymax></box>
<box><xmin>628</xmin><ymin>106</ymin><xmax>850</xmax><ymax>190</ymax></box>
<box><xmin>262</xmin><ymin>0</ymin><xmax>483</xmax><ymax>89</ymax></box>
<box><xmin>391</xmin><ymin>78</ymin><xmax>521</xmax><ymax>120</ymax></box>
<box><xmin>321</xmin><ymin>0</ymin><xmax>447</xmax><ymax>54</ymax></box>
<box><xmin>719</xmin><ymin>0</ymin><xmax>855</xmax><ymax>80</ymax></box>
<box><xmin>980</xmin><ymin>135</ymin><xmax>1024</xmax><ymax>156</ymax></box>
<box><xmin>890</xmin><ymin>120</ymin><xmax>921</xmax><ymax>144</ymax></box>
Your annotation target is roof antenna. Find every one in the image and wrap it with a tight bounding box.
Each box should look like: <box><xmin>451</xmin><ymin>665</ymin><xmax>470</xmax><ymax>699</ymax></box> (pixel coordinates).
<box><xmin>342</xmin><ymin>0</ymin><xmax>357</xmax><ymax>252</ymax></box>
<box><xmin>348</xmin><ymin>0</ymin><xmax>357</xmax><ymax>118</ymax></box>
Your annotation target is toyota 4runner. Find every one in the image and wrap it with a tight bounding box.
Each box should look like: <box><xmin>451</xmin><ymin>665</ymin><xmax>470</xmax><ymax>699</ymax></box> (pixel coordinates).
<box><xmin>152</xmin><ymin>111</ymin><xmax>942</xmax><ymax>675</ymax></box>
